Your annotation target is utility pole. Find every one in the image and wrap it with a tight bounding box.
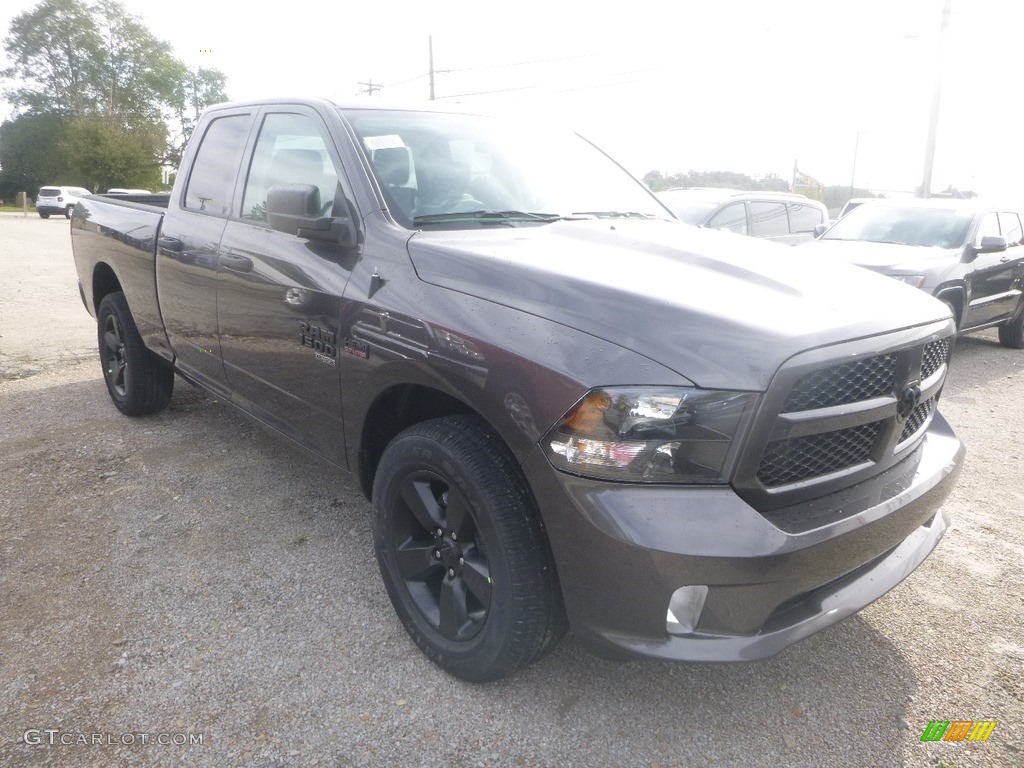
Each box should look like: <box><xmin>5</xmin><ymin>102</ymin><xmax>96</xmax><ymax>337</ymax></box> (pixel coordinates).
<box><xmin>919</xmin><ymin>0</ymin><xmax>952</xmax><ymax>198</ymax></box>
<box><xmin>849</xmin><ymin>130</ymin><xmax>863</xmax><ymax>202</ymax></box>
<box><xmin>357</xmin><ymin>79</ymin><xmax>382</xmax><ymax>96</ymax></box>
<box><xmin>428</xmin><ymin>36</ymin><xmax>435</xmax><ymax>100</ymax></box>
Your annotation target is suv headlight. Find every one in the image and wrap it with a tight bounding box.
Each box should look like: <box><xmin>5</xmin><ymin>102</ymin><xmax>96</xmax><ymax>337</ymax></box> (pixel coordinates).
<box><xmin>891</xmin><ymin>274</ymin><xmax>926</xmax><ymax>288</ymax></box>
<box><xmin>544</xmin><ymin>387</ymin><xmax>758</xmax><ymax>483</ymax></box>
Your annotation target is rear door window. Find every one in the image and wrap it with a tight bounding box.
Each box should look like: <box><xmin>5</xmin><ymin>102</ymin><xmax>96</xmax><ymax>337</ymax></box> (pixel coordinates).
<box><xmin>749</xmin><ymin>201</ymin><xmax>789</xmax><ymax>237</ymax></box>
<box><xmin>184</xmin><ymin>114</ymin><xmax>251</xmax><ymax>216</ymax></box>
<box><xmin>999</xmin><ymin>212</ymin><xmax>1023</xmax><ymax>246</ymax></box>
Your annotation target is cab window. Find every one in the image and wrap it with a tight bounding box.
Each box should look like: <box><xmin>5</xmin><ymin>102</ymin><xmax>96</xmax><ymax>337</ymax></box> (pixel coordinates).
<box><xmin>241</xmin><ymin>112</ymin><xmax>340</xmax><ymax>223</ymax></box>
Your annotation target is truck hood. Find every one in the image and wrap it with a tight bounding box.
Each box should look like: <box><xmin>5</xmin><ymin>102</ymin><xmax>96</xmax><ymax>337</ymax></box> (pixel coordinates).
<box><xmin>407</xmin><ymin>220</ymin><xmax>949</xmax><ymax>390</ymax></box>
<box><xmin>797</xmin><ymin>238</ymin><xmax>958</xmax><ymax>271</ymax></box>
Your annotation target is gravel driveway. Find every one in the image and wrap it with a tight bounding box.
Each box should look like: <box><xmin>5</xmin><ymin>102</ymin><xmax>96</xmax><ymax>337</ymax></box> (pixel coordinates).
<box><xmin>1</xmin><ymin>215</ymin><xmax>1021</xmax><ymax>767</ymax></box>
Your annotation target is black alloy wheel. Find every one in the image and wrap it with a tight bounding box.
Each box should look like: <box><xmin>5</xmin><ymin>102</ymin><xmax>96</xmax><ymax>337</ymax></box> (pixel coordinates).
<box><xmin>96</xmin><ymin>292</ymin><xmax>173</xmax><ymax>415</ymax></box>
<box><xmin>102</xmin><ymin>311</ymin><xmax>128</xmax><ymax>398</ymax></box>
<box><xmin>372</xmin><ymin>414</ymin><xmax>565</xmax><ymax>682</ymax></box>
<box><xmin>391</xmin><ymin>470</ymin><xmax>491</xmax><ymax>642</ymax></box>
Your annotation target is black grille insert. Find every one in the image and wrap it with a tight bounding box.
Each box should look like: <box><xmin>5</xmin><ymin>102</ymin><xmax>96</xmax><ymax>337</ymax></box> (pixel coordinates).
<box><xmin>783</xmin><ymin>353</ymin><xmax>896</xmax><ymax>412</ymax></box>
<box><xmin>757</xmin><ymin>421</ymin><xmax>883</xmax><ymax>487</ymax></box>
<box><xmin>921</xmin><ymin>339</ymin><xmax>949</xmax><ymax>380</ymax></box>
<box><xmin>899</xmin><ymin>397</ymin><xmax>935</xmax><ymax>442</ymax></box>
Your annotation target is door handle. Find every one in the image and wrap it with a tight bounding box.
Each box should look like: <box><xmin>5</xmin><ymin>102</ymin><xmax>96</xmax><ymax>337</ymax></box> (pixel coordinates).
<box><xmin>221</xmin><ymin>254</ymin><xmax>254</xmax><ymax>273</ymax></box>
<box><xmin>999</xmin><ymin>255</ymin><xmax>1010</xmax><ymax>262</ymax></box>
<box><xmin>158</xmin><ymin>236</ymin><xmax>183</xmax><ymax>253</ymax></box>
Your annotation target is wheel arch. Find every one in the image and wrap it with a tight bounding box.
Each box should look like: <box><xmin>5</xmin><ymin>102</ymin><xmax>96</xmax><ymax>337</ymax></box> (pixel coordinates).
<box><xmin>356</xmin><ymin>383</ymin><xmax>480</xmax><ymax>499</ymax></box>
<box><xmin>934</xmin><ymin>285</ymin><xmax>966</xmax><ymax>328</ymax></box>
<box><xmin>92</xmin><ymin>262</ymin><xmax>124</xmax><ymax>315</ymax></box>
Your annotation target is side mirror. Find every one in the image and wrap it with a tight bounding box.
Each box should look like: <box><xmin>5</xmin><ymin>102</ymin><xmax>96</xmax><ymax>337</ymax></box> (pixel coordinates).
<box><xmin>813</xmin><ymin>223</ymin><xmax>829</xmax><ymax>238</ymax></box>
<box><xmin>975</xmin><ymin>235</ymin><xmax>1008</xmax><ymax>254</ymax></box>
<box><xmin>266</xmin><ymin>184</ymin><xmax>355</xmax><ymax>246</ymax></box>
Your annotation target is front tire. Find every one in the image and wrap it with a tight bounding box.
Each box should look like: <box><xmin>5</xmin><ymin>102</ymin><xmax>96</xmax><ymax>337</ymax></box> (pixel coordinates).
<box><xmin>998</xmin><ymin>308</ymin><xmax>1024</xmax><ymax>349</ymax></box>
<box><xmin>372</xmin><ymin>415</ymin><xmax>565</xmax><ymax>682</ymax></box>
<box><xmin>97</xmin><ymin>292</ymin><xmax>174</xmax><ymax>415</ymax></box>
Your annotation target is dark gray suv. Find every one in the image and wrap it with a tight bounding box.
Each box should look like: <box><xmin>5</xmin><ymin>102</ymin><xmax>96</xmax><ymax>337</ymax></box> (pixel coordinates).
<box><xmin>801</xmin><ymin>199</ymin><xmax>1024</xmax><ymax>348</ymax></box>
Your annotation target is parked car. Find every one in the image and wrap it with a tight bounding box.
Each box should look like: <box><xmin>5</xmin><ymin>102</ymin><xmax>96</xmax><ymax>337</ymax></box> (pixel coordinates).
<box><xmin>71</xmin><ymin>98</ymin><xmax>963</xmax><ymax>681</ymax></box>
<box><xmin>657</xmin><ymin>188</ymin><xmax>829</xmax><ymax>244</ymax></box>
<box><xmin>106</xmin><ymin>188</ymin><xmax>152</xmax><ymax>195</ymax></box>
<box><xmin>35</xmin><ymin>185</ymin><xmax>91</xmax><ymax>219</ymax></box>
<box><xmin>802</xmin><ymin>199</ymin><xmax>1024</xmax><ymax>347</ymax></box>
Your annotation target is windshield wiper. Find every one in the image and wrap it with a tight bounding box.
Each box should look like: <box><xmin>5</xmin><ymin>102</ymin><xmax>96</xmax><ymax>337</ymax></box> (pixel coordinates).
<box><xmin>412</xmin><ymin>210</ymin><xmax>563</xmax><ymax>226</ymax></box>
<box><xmin>569</xmin><ymin>210</ymin><xmax>658</xmax><ymax>220</ymax></box>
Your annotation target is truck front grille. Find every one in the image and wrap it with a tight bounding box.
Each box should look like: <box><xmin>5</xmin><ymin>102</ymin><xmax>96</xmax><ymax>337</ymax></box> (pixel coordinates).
<box><xmin>922</xmin><ymin>338</ymin><xmax>950</xmax><ymax>380</ymax></box>
<box><xmin>900</xmin><ymin>397</ymin><xmax>936</xmax><ymax>443</ymax></box>
<box><xmin>783</xmin><ymin>353</ymin><xmax>896</xmax><ymax>411</ymax></box>
<box><xmin>757</xmin><ymin>421</ymin><xmax>882</xmax><ymax>487</ymax></box>
<box><xmin>733</xmin><ymin>323</ymin><xmax>954</xmax><ymax>516</ymax></box>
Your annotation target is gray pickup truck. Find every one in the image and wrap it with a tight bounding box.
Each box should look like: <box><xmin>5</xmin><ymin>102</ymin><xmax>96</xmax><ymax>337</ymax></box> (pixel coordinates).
<box><xmin>71</xmin><ymin>98</ymin><xmax>964</xmax><ymax>681</ymax></box>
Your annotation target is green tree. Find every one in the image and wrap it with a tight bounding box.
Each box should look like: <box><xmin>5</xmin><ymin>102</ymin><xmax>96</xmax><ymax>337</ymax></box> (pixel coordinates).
<box><xmin>0</xmin><ymin>113</ymin><xmax>80</xmax><ymax>198</ymax></box>
<box><xmin>643</xmin><ymin>169</ymin><xmax>792</xmax><ymax>193</ymax></box>
<box><xmin>62</xmin><ymin>117</ymin><xmax>165</xmax><ymax>191</ymax></box>
<box><xmin>1</xmin><ymin>0</ymin><xmax>228</xmax><ymax>189</ymax></box>
<box><xmin>165</xmin><ymin>66</ymin><xmax>228</xmax><ymax>167</ymax></box>
<box><xmin>1</xmin><ymin>0</ymin><xmax>104</xmax><ymax>117</ymax></box>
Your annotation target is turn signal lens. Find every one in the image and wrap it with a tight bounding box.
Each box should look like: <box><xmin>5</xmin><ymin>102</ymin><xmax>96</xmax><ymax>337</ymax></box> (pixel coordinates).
<box><xmin>545</xmin><ymin>387</ymin><xmax>757</xmax><ymax>483</ymax></box>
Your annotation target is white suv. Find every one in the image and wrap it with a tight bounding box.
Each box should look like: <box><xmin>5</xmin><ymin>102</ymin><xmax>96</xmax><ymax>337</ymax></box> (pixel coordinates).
<box><xmin>36</xmin><ymin>186</ymin><xmax>92</xmax><ymax>219</ymax></box>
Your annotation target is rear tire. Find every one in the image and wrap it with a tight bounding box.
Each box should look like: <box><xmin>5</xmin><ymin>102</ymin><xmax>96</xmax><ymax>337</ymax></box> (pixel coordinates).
<box><xmin>372</xmin><ymin>414</ymin><xmax>565</xmax><ymax>682</ymax></box>
<box><xmin>38</xmin><ymin>212</ymin><xmax>50</xmax><ymax>219</ymax></box>
<box><xmin>998</xmin><ymin>308</ymin><xmax>1024</xmax><ymax>349</ymax></box>
<box><xmin>65</xmin><ymin>205</ymin><xmax>74</xmax><ymax>219</ymax></box>
<box><xmin>97</xmin><ymin>292</ymin><xmax>174</xmax><ymax>415</ymax></box>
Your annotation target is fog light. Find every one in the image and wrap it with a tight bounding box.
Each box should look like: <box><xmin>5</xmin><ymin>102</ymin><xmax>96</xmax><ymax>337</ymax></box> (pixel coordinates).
<box><xmin>666</xmin><ymin>585</ymin><xmax>709</xmax><ymax>635</ymax></box>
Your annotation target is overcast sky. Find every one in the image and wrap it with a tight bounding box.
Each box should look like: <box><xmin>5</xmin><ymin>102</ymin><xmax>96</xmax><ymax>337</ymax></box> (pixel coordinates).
<box><xmin>1</xmin><ymin>0</ymin><xmax>1021</xmax><ymax>201</ymax></box>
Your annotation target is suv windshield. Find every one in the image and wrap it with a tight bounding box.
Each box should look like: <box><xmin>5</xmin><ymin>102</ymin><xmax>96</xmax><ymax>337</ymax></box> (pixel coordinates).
<box><xmin>341</xmin><ymin>109</ymin><xmax>669</xmax><ymax>228</ymax></box>
<box><xmin>655</xmin><ymin>191</ymin><xmax>729</xmax><ymax>224</ymax></box>
<box><xmin>39</xmin><ymin>188</ymin><xmax>61</xmax><ymax>197</ymax></box>
<box><xmin>822</xmin><ymin>205</ymin><xmax>975</xmax><ymax>249</ymax></box>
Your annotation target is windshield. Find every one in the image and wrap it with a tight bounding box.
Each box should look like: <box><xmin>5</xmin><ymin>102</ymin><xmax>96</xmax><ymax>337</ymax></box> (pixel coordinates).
<box><xmin>822</xmin><ymin>205</ymin><xmax>975</xmax><ymax>248</ymax></box>
<box><xmin>341</xmin><ymin>109</ymin><xmax>670</xmax><ymax>228</ymax></box>
<box><xmin>656</xmin><ymin>193</ymin><xmax>724</xmax><ymax>225</ymax></box>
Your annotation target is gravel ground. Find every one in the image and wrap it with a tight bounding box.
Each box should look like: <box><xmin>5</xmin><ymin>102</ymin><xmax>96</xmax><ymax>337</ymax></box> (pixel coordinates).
<box><xmin>1</xmin><ymin>216</ymin><xmax>1021</xmax><ymax>767</ymax></box>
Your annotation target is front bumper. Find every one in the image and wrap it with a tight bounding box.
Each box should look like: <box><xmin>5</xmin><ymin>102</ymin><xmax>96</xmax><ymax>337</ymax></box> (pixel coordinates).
<box><xmin>524</xmin><ymin>410</ymin><xmax>964</xmax><ymax>662</ymax></box>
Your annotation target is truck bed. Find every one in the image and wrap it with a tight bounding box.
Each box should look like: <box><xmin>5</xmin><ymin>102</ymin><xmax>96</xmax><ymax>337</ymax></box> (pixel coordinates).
<box><xmin>71</xmin><ymin>194</ymin><xmax>169</xmax><ymax>356</ymax></box>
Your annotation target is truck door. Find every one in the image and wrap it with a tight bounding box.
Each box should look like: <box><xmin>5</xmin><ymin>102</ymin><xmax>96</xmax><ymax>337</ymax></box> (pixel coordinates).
<box><xmin>157</xmin><ymin>110</ymin><xmax>254</xmax><ymax>396</ymax></box>
<box><xmin>216</xmin><ymin>107</ymin><xmax>357</xmax><ymax>465</ymax></box>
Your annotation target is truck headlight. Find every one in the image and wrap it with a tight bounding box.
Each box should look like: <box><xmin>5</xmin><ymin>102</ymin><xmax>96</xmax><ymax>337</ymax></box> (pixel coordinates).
<box><xmin>544</xmin><ymin>387</ymin><xmax>758</xmax><ymax>483</ymax></box>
